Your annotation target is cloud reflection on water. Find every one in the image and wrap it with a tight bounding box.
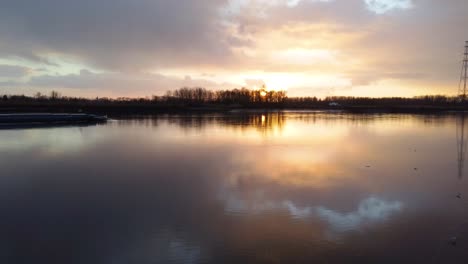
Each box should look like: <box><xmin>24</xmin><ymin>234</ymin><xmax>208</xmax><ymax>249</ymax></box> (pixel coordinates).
<box><xmin>222</xmin><ymin>190</ymin><xmax>402</xmax><ymax>233</ymax></box>
<box><xmin>316</xmin><ymin>197</ymin><xmax>403</xmax><ymax>231</ymax></box>
<box><xmin>0</xmin><ymin>112</ymin><xmax>466</xmax><ymax>263</ymax></box>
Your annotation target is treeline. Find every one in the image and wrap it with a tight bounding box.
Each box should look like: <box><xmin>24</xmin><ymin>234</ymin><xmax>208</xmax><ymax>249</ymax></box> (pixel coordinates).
<box><xmin>285</xmin><ymin>95</ymin><xmax>463</xmax><ymax>108</ymax></box>
<box><xmin>0</xmin><ymin>87</ymin><xmax>466</xmax><ymax>113</ymax></box>
<box><xmin>0</xmin><ymin>87</ymin><xmax>288</xmax><ymax>108</ymax></box>
<box><xmin>165</xmin><ymin>87</ymin><xmax>287</xmax><ymax>105</ymax></box>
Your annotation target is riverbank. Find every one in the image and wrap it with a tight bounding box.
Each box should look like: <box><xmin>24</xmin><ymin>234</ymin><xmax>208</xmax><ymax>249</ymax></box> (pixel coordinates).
<box><xmin>1</xmin><ymin>103</ymin><xmax>467</xmax><ymax>115</ymax></box>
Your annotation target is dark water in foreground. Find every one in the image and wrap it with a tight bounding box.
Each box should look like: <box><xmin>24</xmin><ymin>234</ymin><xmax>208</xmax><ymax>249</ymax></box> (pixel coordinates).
<box><xmin>1</xmin><ymin>112</ymin><xmax>468</xmax><ymax>264</ymax></box>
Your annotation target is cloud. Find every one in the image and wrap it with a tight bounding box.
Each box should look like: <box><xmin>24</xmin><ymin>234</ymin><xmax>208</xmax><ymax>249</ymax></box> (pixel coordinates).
<box><xmin>0</xmin><ymin>64</ymin><xmax>31</xmax><ymax>78</ymax></box>
<box><xmin>364</xmin><ymin>0</ymin><xmax>413</xmax><ymax>14</ymax></box>
<box><xmin>17</xmin><ymin>69</ymin><xmax>237</xmax><ymax>97</ymax></box>
<box><xmin>244</xmin><ymin>79</ymin><xmax>266</xmax><ymax>87</ymax></box>
<box><xmin>0</xmin><ymin>0</ymin><xmax>233</xmax><ymax>71</ymax></box>
<box><xmin>347</xmin><ymin>70</ymin><xmax>426</xmax><ymax>86</ymax></box>
<box><xmin>0</xmin><ymin>0</ymin><xmax>467</xmax><ymax>96</ymax></box>
<box><xmin>224</xmin><ymin>0</ymin><xmax>333</xmax><ymax>15</ymax></box>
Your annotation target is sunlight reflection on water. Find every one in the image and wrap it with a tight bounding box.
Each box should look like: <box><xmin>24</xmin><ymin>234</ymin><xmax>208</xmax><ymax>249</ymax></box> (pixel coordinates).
<box><xmin>0</xmin><ymin>112</ymin><xmax>467</xmax><ymax>263</ymax></box>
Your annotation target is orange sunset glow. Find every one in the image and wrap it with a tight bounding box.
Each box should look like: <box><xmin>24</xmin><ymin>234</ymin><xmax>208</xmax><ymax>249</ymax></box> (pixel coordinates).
<box><xmin>0</xmin><ymin>0</ymin><xmax>466</xmax><ymax>98</ymax></box>
<box><xmin>3</xmin><ymin>1</ymin><xmax>468</xmax><ymax>263</ymax></box>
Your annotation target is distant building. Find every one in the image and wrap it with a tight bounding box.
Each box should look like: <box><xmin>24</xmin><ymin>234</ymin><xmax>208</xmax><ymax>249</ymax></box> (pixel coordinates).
<box><xmin>328</xmin><ymin>102</ymin><xmax>340</xmax><ymax>107</ymax></box>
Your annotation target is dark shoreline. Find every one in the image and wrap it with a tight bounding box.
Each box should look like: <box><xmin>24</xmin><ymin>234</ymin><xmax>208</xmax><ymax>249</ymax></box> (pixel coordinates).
<box><xmin>2</xmin><ymin>88</ymin><xmax>466</xmax><ymax>115</ymax></box>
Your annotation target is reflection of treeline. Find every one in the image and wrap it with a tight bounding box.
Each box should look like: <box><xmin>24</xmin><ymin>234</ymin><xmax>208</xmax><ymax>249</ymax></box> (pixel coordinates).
<box><xmin>0</xmin><ymin>88</ymin><xmax>466</xmax><ymax>113</ymax></box>
<box><xmin>119</xmin><ymin>112</ymin><xmax>286</xmax><ymax>135</ymax></box>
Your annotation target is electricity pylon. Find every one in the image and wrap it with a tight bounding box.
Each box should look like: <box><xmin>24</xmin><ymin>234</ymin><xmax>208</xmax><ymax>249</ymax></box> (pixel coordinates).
<box><xmin>458</xmin><ymin>41</ymin><xmax>468</xmax><ymax>100</ymax></box>
<box><xmin>456</xmin><ymin>42</ymin><xmax>468</xmax><ymax>179</ymax></box>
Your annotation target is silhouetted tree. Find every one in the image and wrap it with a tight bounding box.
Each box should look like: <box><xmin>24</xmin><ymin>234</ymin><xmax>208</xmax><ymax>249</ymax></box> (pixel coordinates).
<box><xmin>50</xmin><ymin>91</ymin><xmax>61</xmax><ymax>100</ymax></box>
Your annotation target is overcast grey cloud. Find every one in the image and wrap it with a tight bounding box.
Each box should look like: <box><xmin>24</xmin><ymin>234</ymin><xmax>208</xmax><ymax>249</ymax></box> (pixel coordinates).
<box><xmin>23</xmin><ymin>69</ymin><xmax>237</xmax><ymax>97</ymax></box>
<box><xmin>0</xmin><ymin>0</ymin><xmax>233</xmax><ymax>71</ymax></box>
<box><xmin>0</xmin><ymin>0</ymin><xmax>466</xmax><ymax>96</ymax></box>
<box><xmin>0</xmin><ymin>64</ymin><xmax>31</xmax><ymax>78</ymax></box>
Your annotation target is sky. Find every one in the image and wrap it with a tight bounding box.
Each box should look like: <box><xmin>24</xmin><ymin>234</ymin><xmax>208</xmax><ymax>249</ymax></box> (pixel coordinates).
<box><xmin>0</xmin><ymin>0</ymin><xmax>466</xmax><ymax>98</ymax></box>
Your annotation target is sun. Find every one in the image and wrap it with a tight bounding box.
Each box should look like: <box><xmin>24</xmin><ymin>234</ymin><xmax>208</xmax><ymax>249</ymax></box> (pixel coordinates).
<box><xmin>260</xmin><ymin>90</ymin><xmax>267</xmax><ymax>97</ymax></box>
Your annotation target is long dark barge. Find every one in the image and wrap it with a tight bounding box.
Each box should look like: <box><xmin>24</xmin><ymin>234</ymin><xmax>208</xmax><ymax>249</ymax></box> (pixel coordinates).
<box><xmin>0</xmin><ymin>113</ymin><xmax>108</xmax><ymax>125</ymax></box>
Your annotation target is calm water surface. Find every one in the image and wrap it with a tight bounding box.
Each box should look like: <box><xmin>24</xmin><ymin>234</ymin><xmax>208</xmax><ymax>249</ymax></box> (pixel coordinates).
<box><xmin>1</xmin><ymin>112</ymin><xmax>467</xmax><ymax>263</ymax></box>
